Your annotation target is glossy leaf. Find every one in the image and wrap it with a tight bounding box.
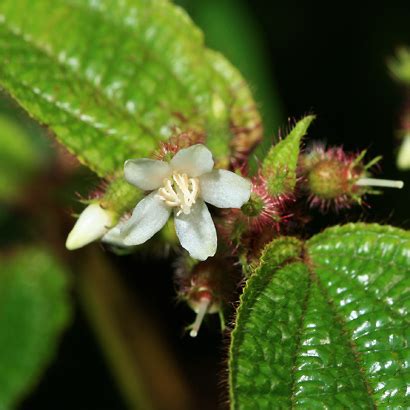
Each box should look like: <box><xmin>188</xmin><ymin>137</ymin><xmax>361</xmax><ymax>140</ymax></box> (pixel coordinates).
<box><xmin>0</xmin><ymin>0</ymin><xmax>261</xmax><ymax>178</ymax></box>
<box><xmin>0</xmin><ymin>248</ymin><xmax>71</xmax><ymax>408</ymax></box>
<box><xmin>229</xmin><ymin>224</ymin><xmax>410</xmax><ymax>409</ymax></box>
<box><xmin>178</xmin><ymin>0</ymin><xmax>282</xmax><ymax>149</ymax></box>
<box><xmin>262</xmin><ymin>115</ymin><xmax>315</xmax><ymax>195</ymax></box>
<box><xmin>229</xmin><ymin>237</ymin><xmax>303</xmax><ymax>409</ymax></box>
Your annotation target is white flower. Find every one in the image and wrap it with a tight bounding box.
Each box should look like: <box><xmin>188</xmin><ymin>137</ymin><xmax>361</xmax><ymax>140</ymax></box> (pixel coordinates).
<box><xmin>115</xmin><ymin>144</ymin><xmax>251</xmax><ymax>260</ymax></box>
<box><xmin>66</xmin><ymin>203</ymin><xmax>115</xmax><ymax>250</ymax></box>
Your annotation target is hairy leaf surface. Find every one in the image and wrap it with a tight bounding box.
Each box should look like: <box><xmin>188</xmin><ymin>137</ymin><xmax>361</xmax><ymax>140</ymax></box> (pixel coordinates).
<box><xmin>262</xmin><ymin>115</ymin><xmax>315</xmax><ymax>195</ymax></box>
<box><xmin>229</xmin><ymin>224</ymin><xmax>410</xmax><ymax>409</ymax></box>
<box><xmin>0</xmin><ymin>0</ymin><xmax>261</xmax><ymax>177</ymax></box>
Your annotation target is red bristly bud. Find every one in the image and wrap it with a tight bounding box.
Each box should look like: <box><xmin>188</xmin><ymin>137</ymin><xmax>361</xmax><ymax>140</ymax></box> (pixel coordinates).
<box><xmin>175</xmin><ymin>257</ymin><xmax>238</xmax><ymax>337</ymax></box>
<box><xmin>299</xmin><ymin>145</ymin><xmax>403</xmax><ymax>212</ymax></box>
<box><xmin>217</xmin><ymin>173</ymin><xmax>292</xmax><ymax>260</ymax></box>
<box><xmin>154</xmin><ymin>130</ymin><xmax>204</xmax><ymax>161</ymax></box>
<box><xmin>242</xmin><ymin>173</ymin><xmax>290</xmax><ymax>233</ymax></box>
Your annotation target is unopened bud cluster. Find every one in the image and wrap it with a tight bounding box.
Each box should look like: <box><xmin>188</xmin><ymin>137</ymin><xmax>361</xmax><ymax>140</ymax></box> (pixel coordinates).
<box><xmin>175</xmin><ymin>258</ymin><xmax>237</xmax><ymax>337</ymax></box>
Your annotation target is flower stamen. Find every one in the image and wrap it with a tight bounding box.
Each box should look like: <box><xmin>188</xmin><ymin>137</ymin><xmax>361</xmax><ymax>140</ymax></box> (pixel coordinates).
<box><xmin>157</xmin><ymin>171</ymin><xmax>200</xmax><ymax>215</ymax></box>
<box><xmin>355</xmin><ymin>177</ymin><xmax>404</xmax><ymax>189</ymax></box>
<box><xmin>189</xmin><ymin>296</ymin><xmax>211</xmax><ymax>338</ymax></box>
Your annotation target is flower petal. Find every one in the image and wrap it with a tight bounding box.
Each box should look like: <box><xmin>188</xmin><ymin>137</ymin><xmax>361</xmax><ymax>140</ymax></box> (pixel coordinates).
<box><xmin>170</xmin><ymin>144</ymin><xmax>214</xmax><ymax>177</ymax></box>
<box><xmin>124</xmin><ymin>159</ymin><xmax>171</xmax><ymax>190</ymax></box>
<box><xmin>199</xmin><ymin>169</ymin><xmax>251</xmax><ymax>208</ymax></box>
<box><xmin>121</xmin><ymin>191</ymin><xmax>171</xmax><ymax>245</ymax></box>
<box><xmin>102</xmin><ymin>219</ymin><xmax>128</xmax><ymax>248</ymax></box>
<box><xmin>174</xmin><ymin>200</ymin><xmax>217</xmax><ymax>261</ymax></box>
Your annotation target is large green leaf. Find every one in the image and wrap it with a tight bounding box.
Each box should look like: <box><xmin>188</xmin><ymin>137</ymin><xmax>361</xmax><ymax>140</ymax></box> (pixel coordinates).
<box><xmin>0</xmin><ymin>0</ymin><xmax>261</xmax><ymax>178</ymax></box>
<box><xmin>178</xmin><ymin>0</ymin><xmax>282</xmax><ymax>139</ymax></box>
<box><xmin>229</xmin><ymin>224</ymin><xmax>410</xmax><ymax>409</ymax></box>
<box><xmin>0</xmin><ymin>248</ymin><xmax>71</xmax><ymax>409</ymax></box>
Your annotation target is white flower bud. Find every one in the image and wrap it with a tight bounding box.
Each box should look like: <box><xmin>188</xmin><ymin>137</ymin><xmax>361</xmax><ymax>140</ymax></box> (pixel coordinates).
<box><xmin>66</xmin><ymin>203</ymin><xmax>115</xmax><ymax>250</ymax></box>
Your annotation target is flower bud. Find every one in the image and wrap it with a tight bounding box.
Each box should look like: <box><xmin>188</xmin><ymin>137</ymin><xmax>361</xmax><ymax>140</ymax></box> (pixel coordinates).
<box><xmin>218</xmin><ymin>173</ymin><xmax>290</xmax><ymax>260</ymax></box>
<box><xmin>300</xmin><ymin>145</ymin><xmax>403</xmax><ymax>211</ymax></box>
<box><xmin>66</xmin><ymin>203</ymin><xmax>116</xmax><ymax>250</ymax></box>
<box><xmin>306</xmin><ymin>158</ymin><xmax>347</xmax><ymax>200</ymax></box>
<box><xmin>175</xmin><ymin>258</ymin><xmax>238</xmax><ymax>337</ymax></box>
<box><xmin>154</xmin><ymin>130</ymin><xmax>205</xmax><ymax>162</ymax></box>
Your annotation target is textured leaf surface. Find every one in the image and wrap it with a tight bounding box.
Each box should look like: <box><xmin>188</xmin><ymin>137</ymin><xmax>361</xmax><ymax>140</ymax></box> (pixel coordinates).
<box><xmin>179</xmin><ymin>0</ymin><xmax>282</xmax><ymax>143</ymax></box>
<box><xmin>262</xmin><ymin>115</ymin><xmax>315</xmax><ymax>195</ymax></box>
<box><xmin>0</xmin><ymin>248</ymin><xmax>71</xmax><ymax>409</ymax></box>
<box><xmin>229</xmin><ymin>237</ymin><xmax>304</xmax><ymax>408</ymax></box>
<box><xmin>0</xmin><ymin>0</ymin><xmax>261</xmax><ymax>177</ymax></box>
<box><xmin>229</xmin><ymin>224</ymin><xmax>410</xmax><ymax>409</ymax></box>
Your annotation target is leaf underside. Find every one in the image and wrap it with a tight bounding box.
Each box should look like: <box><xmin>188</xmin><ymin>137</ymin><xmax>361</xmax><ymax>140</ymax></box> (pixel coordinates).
<box><xmin>229</xmin><ymin>224</ymin><xmax>410</xmax><ymax>409</ymax></box>
<box><xmin>0</xmin><ymin>248</ymin><xmax>71</xmax><ymax>409</ymax></box>
<box><xmin>0</xmin><ymin>0</ymin><xmax>261</xmax><ymax>177</ymax></box>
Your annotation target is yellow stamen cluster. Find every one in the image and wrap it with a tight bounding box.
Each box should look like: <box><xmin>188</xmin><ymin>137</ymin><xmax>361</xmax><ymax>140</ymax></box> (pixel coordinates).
<box><xmin>157</xmin><ymin>172</ymin><xmax>199</xmax><ymax>215</ymax></box>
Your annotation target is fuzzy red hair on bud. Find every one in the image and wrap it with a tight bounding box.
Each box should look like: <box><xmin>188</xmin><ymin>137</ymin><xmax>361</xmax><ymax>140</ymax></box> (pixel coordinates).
<box><xmin>217</xmin><ymin>173</ymin><xmax>293</xmax><ymax>262</ymax></box>
<box><xmin>174</xmin><ymin>258</ymin><xmax>238</xmax><ymax>337</ymax></box>
<box><xmin>154</xmin><ymin>130</ymin><xmax>205</xmax><ymax>161</ymax></box>
<box><xmin>299</xmin><ymin>145</ymin><xmax>403</xmax><ymax>212</ymax></box>
<box><xmin>242</xmin><ymin>173</ymin><xmax>290</xmax><ymax>233</ymax></box>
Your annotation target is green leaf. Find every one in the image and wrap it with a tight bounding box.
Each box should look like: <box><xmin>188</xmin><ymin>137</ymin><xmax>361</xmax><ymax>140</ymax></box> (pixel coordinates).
<box><xmin>0</xmin><ymin>247</ymin><xmax>71</xmax><ymax>408</ymax></box>
<box><xmin>262</xmin><ymin>115</ymin><xmax>315</xmax><ymax>196</ymax></box>
<box><xmin>204</xmin><ymin>49</ymin><xmax>263</xmax><ymax>165</ymax></box>
<box><xmin>0</xmin><ymin>114</ymin><xmax>42</xmax><ymax>201</ymax></box>
<box><xmin>306</xmin><ymin>224</ymin><xmax>410</xmax><ymax>407</ymax></box>
<box><xmin>229</xmin><ymin>237</ymin><xmax>304</xmax><ymax>408</ymax></box>
<box><xmin>177</xmin><ymin>0</ymin><xmax>282</xmax><ymax>140</ymax></box>
<box><xmin>0</xmin><ymin>0</ymin><xmax>261</xmax><ymax>177</ymax></box>
<box><xmin>229</xmin><ymin>224</ymin><xmax>410</xmax><ymax>409</ymax></box>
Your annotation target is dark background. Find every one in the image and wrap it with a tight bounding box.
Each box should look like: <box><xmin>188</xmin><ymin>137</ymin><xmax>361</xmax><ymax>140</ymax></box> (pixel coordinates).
<box><xmin>20</xmin><ymin>1</ymin><xmax>410</xmax><ymax>409</ymax></box>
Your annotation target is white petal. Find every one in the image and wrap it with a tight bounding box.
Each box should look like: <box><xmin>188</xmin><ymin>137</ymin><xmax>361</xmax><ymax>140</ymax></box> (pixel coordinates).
<box><xmin>170</xmin><ymin>144</ymin><xmax>214</xmax><ymax>177</ymax></box>
<box><xmin>66</xmin><ymin>203</ymin><xmax>115</xmax><ymax>250</ymax></box>
<box><xmin>174</xmin><ymin>200</ymin><xmax>217</xmax><ymax>261</ymax></box>
<box><xmin>102</xmin><ymin>219</ymin><xmax>128</xmax><ymax>247</ymax></box>
<box><xmin>199</xmin><ymin>169</ymin><xmax>251</xmax><ymax>208</ymax></box>
<box><xmin>124</xmin><ymin>159</ymin><xmax>171</xmax><ymax>190</ymax></box>
<box><xmin>121</xmin><ymin>191</ymin><xmax>171</xmax><ymax>245</ymax></box>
